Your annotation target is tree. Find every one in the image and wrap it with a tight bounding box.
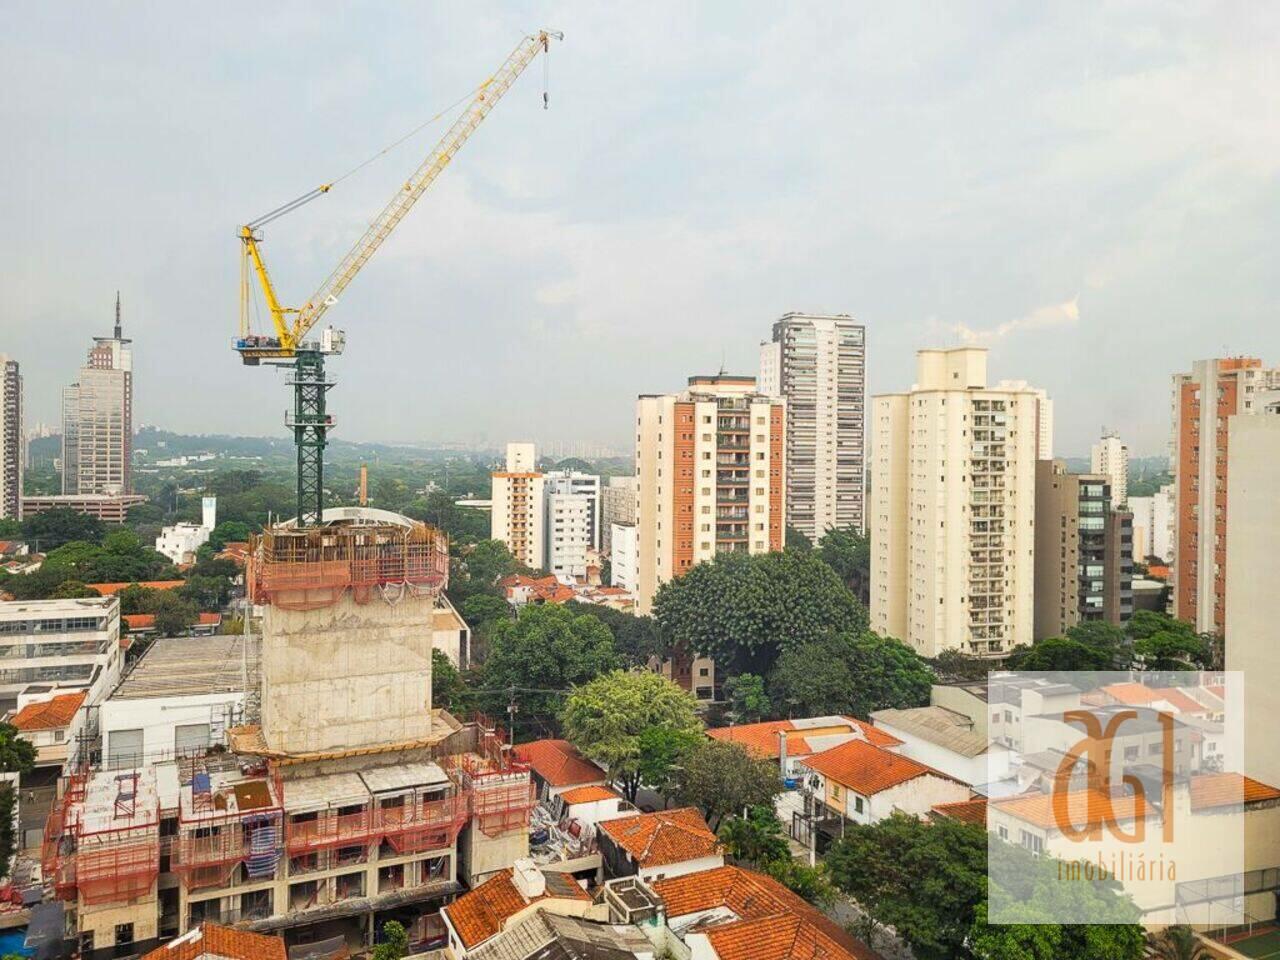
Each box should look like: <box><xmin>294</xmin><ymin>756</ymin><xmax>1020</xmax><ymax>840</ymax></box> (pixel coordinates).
<box><xmin>564</xmin><ymin>602</ymin><xmax>667</xmax><ymax>668</ymax></box>
<box><xmin>180</xmin><ymin>575</ymin><xmax>234</xmax><ymax>612</ymax></box>
<box><xmin>0</xmin><ymin>785</ymin><xmax>15</xmax><ymax>881</ymax></box>
<box><xmin>561</xmin><ymin>670</ymin><xmax>701</xmax><ymax>802</ymax></box>
<box><xmin>1066</xmin><ymin>620</ymin><xmax>1126</xmax><ymax>651</ymax></box>
<box><xmin>151</xmin><ymin>592</ymin><xmax>199</xmax><ymax>636</ymax></box>
<box><xmin>1147</xmin><ymin>926</ymin><xmax>1212</xmax><ymax>960</ymax></box>
<box><xmin>481</xmin><ymin>605</ymin><xmax>618</xmax><ymax>737</ymax></box>
<box><xmin>670</xmin><ymin>740</ymin><xmax>781</xmax><ymax>830</ymax></box>
<box><xmin>635</xmin><ymin>726</ymin><xmax>703</xmax><ymax>803</ymax></box>
<box><xmin>765</xmin><ymin>858</ymin><xmax>838</xmax><ymax>908</ymax></box>
<box><xmin>431</xmin><ymin>649</ymin><xmax>471</xmax><ymax>713</ymax></box>
<box><xmin>207</xmin><ymin>520</ymin><xmax>253</xmax><ymax>551</ymax></box>
<box><xmin>724</xmin><ymin>673</ymin><xmax>771</xmax><ymax>723</ymax></box>
<box><xmin>459</xmin><ymin>593</ymin><xmax>513</xmax><ymax>662</ymax></box>
<box><xmin>718</xmin><ymin>805</ymin><xmax>789</xmax><ymax>865</ymax></box>
<box><xmin>785</xmin><ymin>525</ymin><xmax>813</xmax><ymax>552</ymax></box>
<box><xmin>931</xmin><ymin>648</ymin><xmax>992</xmax><ymax>682</ymax></box>
<box><xmin>371</xmin><ymin>920</ymin><xmax>408</xmax><ymax>960</ymax></box>
<box><xmin>49</xmin><ymin>580</ymin><xmax>97</xmax><ymax>599</ymax></box>
<box><xmin>451</xmin><ymin>539</ymin><xmax>524</xmax><ymax>600</ymax></box>
<box><xmin>22</xmin><ymin>508</ymin><xmax>104</xmax><ymax>550</ymax></box>
<box><xmin>769</xmin><ymin>631</ymin><xmax>931</xmax><ymax>719</ymax></box>
<box><xmin>0</xmin><ymin>519</ymin><xmax>21</xmax><ymax>538</ymax></box>
<box><xmin>1005</xmin><ymin>637</ymin><xmax>1116</xmax><ymax>672</ymax></box>
<box><xmin>654</xmin><ymin>550</ymin><xmax>866</xmax><ymax>676</ymax></box>
<box><xmin>0</xmin><ymin>723</ymin><xmax>36</xmax><ymax>775</ymax></box>
<box><xmin>817</xmin><ymin>525</ymin><xmax>871</xmax><ymax>604</ymax></box>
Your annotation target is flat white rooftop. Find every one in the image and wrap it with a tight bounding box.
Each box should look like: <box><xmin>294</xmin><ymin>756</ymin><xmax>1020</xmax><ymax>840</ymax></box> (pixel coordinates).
<box><xmin>283</xmin><ymin>772</ymin><xmax>370</xmax><ymax>814</ymax></box>
<box><xmin>360</xmin><ymin>761</ymin><xmax>450</xmax><ymax>795</ymax></box>
<box><xmin>77</xmin><ymin>767</ymin><xmax>159</xmax><ymax>834</ymax></box>
<box><xmin>0</xmin><ymin>597</ymin><xmax>115</xmax><ymax>618</ymax></box>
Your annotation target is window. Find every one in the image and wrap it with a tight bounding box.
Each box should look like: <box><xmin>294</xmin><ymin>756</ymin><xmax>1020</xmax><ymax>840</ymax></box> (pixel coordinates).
<box><xmin>854</xmin><ymin>796</ymin><xmax>864</xmax><ymax>814</ymax></box>
<box><xmin>1019</xmin><ymin>830</ymin><xmax>1043</xmax><ymax>855</ymax></box>
<box><xmin>115</xmin><ymin>924</ymin><xmax>134</xmax><ymax>946</ymax></box>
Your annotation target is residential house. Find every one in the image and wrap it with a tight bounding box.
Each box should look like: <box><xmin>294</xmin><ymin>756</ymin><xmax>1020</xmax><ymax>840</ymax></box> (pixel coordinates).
<box><xmin>9</xmin><ymin>690</ymin><xmax>87</xmax><ymax>769</ymax></box>
<box><xmin>512</xmin><ymin>739</ymin><xmax>608</xmax><ymax>801</ymax></box>
<box><xmin>705</xmin><ymin>716</ymin><xmax>900</xmax><ymax>781</ymax></box>
<box><xmin>598</xmin><ymin>807</ymin><xmax>723</xmax><ymax>883</ymax></box>
<box><xmin>870</xmin><ymin>706</ymin><xmax>1007</xmax><ymax>786</ymax></box>
<box><xmin>140</xmin><ymin>924</ymin><xmax>286</xmax><ymax>960</ymax></box>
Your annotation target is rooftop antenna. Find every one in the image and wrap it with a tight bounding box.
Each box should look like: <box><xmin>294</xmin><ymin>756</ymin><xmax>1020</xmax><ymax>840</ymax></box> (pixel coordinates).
<box><xmin>114</xmin><ymin>291</ymin><xmax>122</xmax><ymax>339</ymax></box>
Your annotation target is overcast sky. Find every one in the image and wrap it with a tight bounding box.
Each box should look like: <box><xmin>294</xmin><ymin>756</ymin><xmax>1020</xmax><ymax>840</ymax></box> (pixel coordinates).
<box><xmin>2</xmin><ymin>2</ymin><xmax>1277</xmax><ymax>457</ymax></box>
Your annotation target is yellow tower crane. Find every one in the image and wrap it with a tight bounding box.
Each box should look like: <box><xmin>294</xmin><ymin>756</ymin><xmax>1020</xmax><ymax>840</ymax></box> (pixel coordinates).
<box><xmin>236</xmin><ymin>30</ymin><xmax>562</xmax><ymax>525</ymax></box>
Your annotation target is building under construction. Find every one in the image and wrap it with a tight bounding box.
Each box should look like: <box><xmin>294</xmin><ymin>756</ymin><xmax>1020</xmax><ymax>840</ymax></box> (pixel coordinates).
<box><xmin>42</xmin><ymin>509</ymin><xmax>535</xmax><ymax>958</ymax></box>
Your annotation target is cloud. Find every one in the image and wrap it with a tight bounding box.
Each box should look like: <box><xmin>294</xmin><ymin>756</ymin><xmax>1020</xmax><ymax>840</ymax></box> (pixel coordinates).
<box><xmin>950</xmin><ymin>296</ymin><xmax>1080</xmax><ymax>345</ymax></box>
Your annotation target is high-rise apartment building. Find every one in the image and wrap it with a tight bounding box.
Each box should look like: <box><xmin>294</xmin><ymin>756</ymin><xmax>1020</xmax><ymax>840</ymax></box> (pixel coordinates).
<box><xmin>759</xmin><ymin>313</ymin><xmax>866</xmax><ymax>540</ymax></box>
<box><xmin>1171</xmin><ymin>357</ymin><xmax>1280</xmax><ymax>633</ymax></box>
<box><xmin>870</xmin><ymin>348</ymin><xmax>1049</xmax><ymax>657</ymax></box>
<box><xmin>544</xmin><ymin>470</ymin><xmax>601</xmax><ymax>550</ymax></box>
<box><xmin>1128</xmin><ymin>483</ymin><xmax>1174</xmax><ymax>564</ymax></box>
<box><xmin>544</xmin><ymin>490</ymin><xmax>591</xmax><ymax>580</ymax></box>
<box><xmin>1033</xmin><ymin>460</ymin><xmax>1133</xmax><ymax>639</ymax></box>
<box><xmin>610</xmin><ymin>523</ymin><xmax>638</xmax><ymax>593</ymax></box>
<box><xmin>0</xmin><ymin>354</ymin><xmax>21</xmax><ymax>520</ymax></box>
<box><xmin>1224</xmin><ymin>394</ymin><xmax>1280</xmax><ymax>788</ymax></box>
<box><xmin>62</xmin><ymin>296</ymin><xmax>133</xmax><ymax>496</ymax></box>
<box><xmin>490</xmin><ymin>442</ymin><xmax>545</xmax><ymax>569</ymax></box>
<box><xmin>634</xmin><ymin>375</ymin><xmax>785</xmax><ymax>614</ymax></box>
<box><xmin>1090</xmin><ymin>431</ymin><xmax>1129</xmax><ymax>507</ymax></box>
<box><xmin>600</xmin><ymin>476</ymin><xmax>637</xmax><ymax>554</ymax></box>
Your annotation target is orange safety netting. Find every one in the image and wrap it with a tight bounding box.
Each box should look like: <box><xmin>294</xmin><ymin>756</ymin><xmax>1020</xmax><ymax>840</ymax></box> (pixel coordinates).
<box><xmin>248</xmin><ymin>522</ymin><xmax>448</xmax><ymax>610</ymax></box>
<box><xmin>74</xmin><ymin>840</ymin><xmax>160</xmax><ymax>905</ymax></box>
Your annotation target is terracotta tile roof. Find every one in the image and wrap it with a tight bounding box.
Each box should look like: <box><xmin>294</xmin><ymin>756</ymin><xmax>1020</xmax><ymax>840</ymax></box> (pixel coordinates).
<box><xmin>512</xmin><ymin>739</ymin><xmax>607</xmax><ymax>788</ymax></box>
<box><xmin>1098</xmin><ymin>682</ymin><xmax>1160</xmax><ymax>706</ymax></box>
<box><xmin>706</xmin><ymin>717</ymin><xmax>900</xmax><ymax>761</ymax></box>
<box><xmin>142</xmin><ymin>923</ymin><xmax>286</xmax><ymax>960</ymax></box>
<box><xmin>803</xmin><ymin>738</ymin><xmax>956</xmax><ymax>795</ymax></box>
<box><xmin>599</xmin><ymin>807</ymin><xmax>720</xmax><ymax>868</ymax></box>
<box><xmin>1151</xmin><ymin>688</ymin><xmax>1211</xmax><ymax>714</ymax></box>
<box><xmin>10</xmin><ymin>691</ymin><xmax>86</xmax><ymax>731</ymax></box>
<box><xmin>652</xmin><ymin>866</ymin><xmax>878</xmax><ymax>960</ymax></box>
<box><xmin>931</xmin><ymin>797</ymin><xmax>987</xmax><ymax>825</ymax></box>
<box><xmin>442</xmin><ymin>868</ymin><xmax>590</xmax><ymax>950</ymax></box>
<box><xmin>88</xmin><ymin>580</ymin><xmax>186</xmax><ymax>596</ymax></box>
<box><xmin>559</xmin><ymin>784</ymin><xmax>619</xmax><ymax>804</ymax></box>
<box><xmin>1190</xmin><ymin>773</ymin><xmax>1280</xmax><ymax>811</ymax></box>
<box><xmin>993</xmin><ymin>788</ymin><xmax>1150</xmax><ymax>831</ymax></box>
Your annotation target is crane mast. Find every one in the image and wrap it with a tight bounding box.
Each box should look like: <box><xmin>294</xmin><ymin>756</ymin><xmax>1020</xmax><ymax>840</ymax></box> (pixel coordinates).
<box><xmin>236</xmin><ymin>30</ymin><xmax>561</xmax><ymax>526</ymax></box>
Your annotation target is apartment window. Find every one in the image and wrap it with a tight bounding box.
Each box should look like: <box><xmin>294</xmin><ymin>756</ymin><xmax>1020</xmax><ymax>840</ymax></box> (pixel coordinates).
<box><xmin>854</xmin><ymin>796</ymin><xmax>864</xmax><ymax>814</ymax></box>
<box><xmin>115</xmin><ymin>924</ymin><xmax>134</xmax><ymax>946</ymax></box>
<box><xmin>1124</xmin><ymin>746</ymin><xmax>1139</xmax><ymax>761</ymax></box>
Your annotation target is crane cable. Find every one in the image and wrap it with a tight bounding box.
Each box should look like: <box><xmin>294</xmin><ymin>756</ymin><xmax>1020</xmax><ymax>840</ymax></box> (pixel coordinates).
<box><xmin>245</xmin><ymin>79</ymin><xmax>490</xmax><ymax>231</ymax></box>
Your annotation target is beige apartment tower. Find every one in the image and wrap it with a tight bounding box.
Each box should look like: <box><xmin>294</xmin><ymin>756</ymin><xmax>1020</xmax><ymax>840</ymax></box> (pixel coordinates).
<box><xmin>634</xmin><ymin>375</ymin><xmax>785</xmax><ymax>614</ymax></box>
<box><xmin>490</xmin><ymin>442</ymin><xmax>545</xmax><ymax>569</ymax></box>
<box><xmin>0</xmin><ymin>355</ymin><xmax>21</xmax><ymax>520</ymax></box>
<box><xmin>1090</xmin><ymin>432</ymin><xmax>1128</xmax><ymax>508</ymax></box>
<box><xmin>871</xmin><ymin>348</ymin><xmax>1049</xmax><ymax>657</ymax></box>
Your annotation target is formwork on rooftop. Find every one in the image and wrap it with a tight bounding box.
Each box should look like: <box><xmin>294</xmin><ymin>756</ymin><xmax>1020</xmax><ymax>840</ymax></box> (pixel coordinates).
<box><xmin>42</xmin><ymin>766</ymin><xmax>161</xmax><ymax>905</ymax></box>
<box><xmin>444</xmin><ymin>715</ymin><xmax>535</xmax><ymax>838</ymax></box>
<box><xmin>173</xmin><ymin>760</ymin><xmax>285</xmax><ymax>891</ymax></box>
<box><xmin>248</xmin><ymin>520</ymin><xmax>447</xmax><ymax>611</ymax></box>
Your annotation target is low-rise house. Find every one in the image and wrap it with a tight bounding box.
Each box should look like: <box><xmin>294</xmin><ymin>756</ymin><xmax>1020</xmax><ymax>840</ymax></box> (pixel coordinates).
<box><xmin>440</xmin><ymin>859</ymin><xmax>595</xmax><ymax>958</ymax></box>
<box><xmin>87</xmin><ymin>580</ymin><xmax>187</xmax><ymax>598</ymax></box>
<box><xmin>512</xmin><ymin>739</ymin><xmax>608</xmax><ymax>801</ymax></box>
<box><xmin>598</xmin><ymin>807</ymin><xmax>723</xmax><ymax>883</ymax></box>
<box><xmin>870</xmin><ymin>706</ymin><xmax>1007</xmax><ymax>786</ymax></box>
<box><xmin>930</xmin><ymin>797</ymin><xmax>988</xmax><ymax>826</ymax></box>
<box><xmin>140</xmin><ymin>923</ymin><xmax>286</xmax><ymax>960</ymax></box>
<box><xmin>9</xmin><ymin>690</ymin><xmax>87</xmax><ymax>769</ymax></box>
<box><xmin>639</xmin><ymin>865</ymin><xmax>879</xmax><ymax>960</ymax></box>
<box><xmin>707</xmin><ymin>716</ymin><xmax>901</xmax><ymax>781</ymax></box>
<box><xmin>122</xmin><ymin>612</ymin><xmax>223</xmax><ymax>638</ymax></box>
<box><xmin>467</xmin><ymin>909</ymin><xmax>653</xmax><ymax>960</ymax></box>
<box><xmin>799</xmin><ymin>738</ymin><xmax>971</xmax><ymax>838</ymax></box>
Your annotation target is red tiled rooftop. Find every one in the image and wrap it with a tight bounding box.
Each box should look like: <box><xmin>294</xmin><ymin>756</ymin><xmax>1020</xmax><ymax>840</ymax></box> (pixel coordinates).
<box><xmin>994</xmin><ymin>788</ymin><xmax>1149</xmax><ymax>831</ymax></box>
<box><xmin>442</xmin><ymin>868</ymin><xmax>590</xmax><ymax>949</ymax></box>
<box><xmin>803</xmin><ymin>738</ymin><xmax>954</xmax><ymax>795</ymax></box>
<box><xmin>10</xmin><ymin>691</ymin><xmax>86</xmax><ymax>731</ymax></box>
<box><xmin>599</xmin><ymin>807</ymin><xmax>720</xmax><ymax>868</ymax></box>
<box><xmin>511</xmin><ymin>739</ymin><xmax>606</xmax><ymax>788</ymax></box>
<box><xmin>652</xmin><ymin>866</ymin><xmax>878</xmax><ymax>960</ymax></box>
<box><xmin>931</xmin><ymin>797</ymin><xmax>987</xmax><ymax>825</ymax></box>
<box><xmin>88</xmin><ymin>580</ymin><xmax>186</xmax><ymax>596</ymax></box>
<box><xmin>1191</xmin><ymin>773</ymin><xmax>1280</xmax><ymax>811</ymax></box>
<box><xmin>141</xmin><ymin>923</ymin><xmax>286</xmax><ymax>960</ymax></box>
<box><xmin>706</xmin><ymin>717</ymin><xmax>900</xmax><ymax>761</ymax></box>
<box><xmin>559</xmin><ymin>785</ymin><xmax>619</xmax><ymax>804</ymax></box>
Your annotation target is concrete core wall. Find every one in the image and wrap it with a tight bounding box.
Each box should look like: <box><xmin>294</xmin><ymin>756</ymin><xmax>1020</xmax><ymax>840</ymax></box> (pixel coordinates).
<box><xmin>262</xmin><ymin>590</ymin><xmax>435</xmax><ymax>755</ymax></box>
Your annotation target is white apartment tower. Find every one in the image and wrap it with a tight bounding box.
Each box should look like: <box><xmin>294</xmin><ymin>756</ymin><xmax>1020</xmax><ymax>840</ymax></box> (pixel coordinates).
<box><xmin>63</xmin><ymin>295</ymin><xmax>133</xmax><ymax>496</ymax></box>
<box><xmin>490</xmin><ymin>442</ymin><xmax>545</xmax><ymax>569</ymax></box>
<box><xmin>870</xmin><ymin>348</ymin><xmax>1049</xmax><ymax>658</ymax></box>
<box><xmin>635</xmin><ymin>375</ymin><xmax>785</xmax><ymax>614</ymax></box>
<box><xmin>0</xmin><ymin>355</ymin><xmax>21</xmax><ymax>520</ymax></box>
<box><xmin>1091</xmin><ymin>431</ymin><xmax>1129</xmax><ymax>507</ymax></box>
<box><xmin>759</xmin><ymin>313</ymin><xmax>866</xmax><ymax>539</ymax></box>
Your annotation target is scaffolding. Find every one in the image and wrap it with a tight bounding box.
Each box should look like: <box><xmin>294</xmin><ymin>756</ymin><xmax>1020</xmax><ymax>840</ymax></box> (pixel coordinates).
<box><xmin>248</xmin><ymin>521</ymin><xmax>447</xmax><ymax>611</ymax></box>
<box><xmin>173</xmin><ymin>764</ymin><xmax>285</xmax><ymax>891</ymax></box>
<box><xmin>41</xmin><ymin>766</ymin><xmax>160</xmax><ymax>905</ymax></box>
<box><xmin>445</xmin><ymin>718</ymin><xmax>535</xmax><ymax>838</ymax></box>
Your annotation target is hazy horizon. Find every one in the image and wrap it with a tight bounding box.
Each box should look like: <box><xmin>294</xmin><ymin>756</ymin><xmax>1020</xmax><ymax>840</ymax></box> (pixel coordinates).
<box><xmin>3</xmin><ymin>3</ymin><xmax>1277</xmax><ymax>457</ymax></box>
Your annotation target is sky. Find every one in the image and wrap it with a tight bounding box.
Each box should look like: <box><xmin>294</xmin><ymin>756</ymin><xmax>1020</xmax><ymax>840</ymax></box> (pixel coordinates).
<box><xmin>2</xmin><ymin>2</ymin><xmax>1277</xmax><ymax>457</ymax></box>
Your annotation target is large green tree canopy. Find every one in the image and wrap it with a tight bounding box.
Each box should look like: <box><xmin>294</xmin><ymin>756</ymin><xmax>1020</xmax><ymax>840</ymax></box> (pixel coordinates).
<box><xmin>653</xmin><ymin>550</ymin><xmax>867</xmax><ymax>675</ymax></box>
<box><xmin>769</xmin><ymin>630</ymin><xmax>932</xmax><ymax>719</ymax></box>
<box><xmin>560</xmin><ymin>670</ymin><xmax>701</xmax><ymax>802</ymax></box>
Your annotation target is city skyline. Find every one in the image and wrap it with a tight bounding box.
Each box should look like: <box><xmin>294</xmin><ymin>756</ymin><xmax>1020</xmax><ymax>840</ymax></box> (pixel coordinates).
<box><xmin>3</xmin><ymin>5</ymin><xmax>1277</xmax><ymax>455</ymax></box>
